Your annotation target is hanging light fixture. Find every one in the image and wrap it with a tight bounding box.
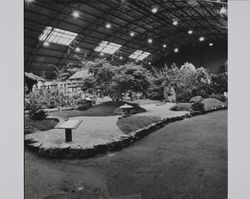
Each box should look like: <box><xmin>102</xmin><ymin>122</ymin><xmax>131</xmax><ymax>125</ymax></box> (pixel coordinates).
<box><xmin>100</xmin><ymin>52</ymin><xmax>104</xmax><ymax>56</ymax></box>
<box><xmin>72</xmin><ymin>10</ymin><xmax>80</xmax><ymax>18</ymax></box>
<box><xmin>148</xmin><ymin>38</ymin><xmax>153</xmax><ymax>44</ymax></box>
<box><xmin>43</xmin><ymin>41</ymin><xmax>50</xmax><ymax>47</ymax></box>
<box><xmin>75</xmin><ymin>47</ymin><xmax>81</xmax><ymax>52</ymax></box>
<box><xmin>130</xmin><ymin>31</ymin><xmax>135</xmax><ymax>37</ymax></box>
<box><xmin>105</xmin><ymin>22</ymin><xmax>112</xmax><ymax>29</ymax></box>
<box><xmin>188</xmin><ymin>30</ymin><xmax>193</xmax><ymax>35</ymax></box>
<box><xmin>172</xmin><ymin>19</ymin><xmax>178</xmax><ymax>26</ymax></box>
<box><xmin>151</xmin><ymin>7</ymin><xmax>158</xmax><ymax>14</ymax></box>
<box><xmin>119</xmin><ymin>56</ymin><xmax>123</xmax><ymax>60</ymax></box>
<box><xmin>174</xmin><ymin>48</ymin><xmax>179</xmax><ymax>53</ymax></box>
<box><xmin>220</xmin><ymin>6</ymin><xmax>227</xmax><ymax>14</ymax></box>
<box><xmin>209</xmin><ymin>43</ymin><xmax>214</xmax><ymax>46</ymax></box>
<box><xmin>199</xmin><ymin>36</ymin><xmax>205</xmax><ymax>42</ymax></box>
<box><xmin>163</xmin><ymin>44</ymin><xmax>167</xmax><ymax>48</ymax></box>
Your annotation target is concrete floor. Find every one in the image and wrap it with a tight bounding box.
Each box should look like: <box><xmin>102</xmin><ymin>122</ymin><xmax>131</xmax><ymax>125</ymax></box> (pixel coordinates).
<box><xmin>25</xmin><ymin>110</ymin><xmax>227</xmax><ymax>199</ymax></box>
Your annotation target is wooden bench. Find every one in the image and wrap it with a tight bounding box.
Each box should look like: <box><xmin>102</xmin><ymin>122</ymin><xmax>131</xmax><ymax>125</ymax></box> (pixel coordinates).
<box><xmin>56</xmin><ymin>119</ymin><xmax>82</xmax><ymax>142</ymax></box>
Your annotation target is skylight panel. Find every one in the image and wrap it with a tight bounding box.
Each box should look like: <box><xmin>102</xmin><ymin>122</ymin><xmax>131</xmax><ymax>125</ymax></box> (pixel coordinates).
<box><xmin>94</xmin><ymin>41</ymin><xmax>122</xmax><ymax>54</ymax></box>
<box><xmin>129</xmin><ymin>50</ymin><xmax>143</xmax><ymax>59</ymax></box>
<box><xmin>129</xmin><ymin>50</ymin><xmax>150</xmax><ymax>61</ymax></box>
<box><xmin>38</xmin><ymin>26</ymin><xmax>78</xmax><ymax>46</ymax></box>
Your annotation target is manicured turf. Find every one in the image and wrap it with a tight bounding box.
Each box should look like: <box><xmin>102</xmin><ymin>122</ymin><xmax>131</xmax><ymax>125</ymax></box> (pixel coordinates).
<box><xmin>24</xmin><ymin>118</ymin><xmax>59</xmax><ymax>134</ymax></box>
<box><xmin>117</xmin><ymin>116</ymin><xmax>161</xmax><ymax>134</ymax></box>
<box><xmin>25</xmin><ymin>110</ymin><xmax>227</xmax><ymax>199</ymax></box>
<box><xmin>52</xmin><ymin>101</ymin><xmax>146</xmax><ymax>118</ymax></box>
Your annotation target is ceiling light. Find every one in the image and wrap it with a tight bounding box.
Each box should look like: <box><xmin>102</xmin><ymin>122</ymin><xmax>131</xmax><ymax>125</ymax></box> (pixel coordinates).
<box><xmin>188</xmin><ymin>30</ymin><xmax>193</xmax><ymax>34</ymax></box>
<box><xmin>220</xmin><ymin>7</ymin><xmax>227</xmax><ymax>14</ymax></box>
<box><xmin>209</xmin><ymin>43</ymin><xmax>214</xmax><ymax>46</ymax></box>
<box><xmin>100</xmin><ymin>52</ymin><xmax>104</xmax><ymax>56</ymax></box>
<box><xmin>119</xmin><ymin>56</ymin><xmax>123</xmax><ymax>60</ymax></box>
<box><xmin>148</xmin><ymin>38</ymin><xmax>153</xmax><ymax>44</ymax></box>
<box><xmin>148</xmin><ymin>62</ymin><xmax>151</xmax><ymax>65</ymax></box>
<box><xmin>199</xmin><ymin>36</ymin><xmax>205</xmax><ymax>42</ymax></box>
<box><xmin>174</xmin><ymin>48</ymin><xmax>179</xmax><ymax>53</ymax></box>
<box><xmin>105</xmin><ymin>23</ymin><xmax>111</xmax><ymax>29</ymax></box>
<box><xmin>163</xmin><ymin>44</ymin><xmax>167</xmax><ymax>48</ymax></box>
<box><xmin>151</xmin><ymin>7</ymin><xmax>158</xmax><ymax>14</ymax></box>
<box><xmin>43</xmin><ymin>41</ymin><xmax>50</xmax><ymax>47</ymax></box>
<box><xmin>130</xmin><ymin>31</ymin><xmax>135</xmax><ymax>37</ymax></box>
<box><xmin>72</xmin><ymin>10</ymin><xmax>80</xmax><ymax>18</ymax></box>
<box><xmin>173</xmin><ymin>20</ymin><xmax>178</xmax><ymax>26</ymax></box>
<box><xmin>75</xmin><ymin>47</ymin><xmax>81</xmax><ymax>52</ymax></box>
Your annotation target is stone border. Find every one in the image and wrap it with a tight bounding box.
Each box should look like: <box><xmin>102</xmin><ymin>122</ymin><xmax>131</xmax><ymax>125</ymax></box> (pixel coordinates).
<box><xmin>25</xmin><ymin>105</ymin><xmax>227</xmax><ymax>159</ymax></box>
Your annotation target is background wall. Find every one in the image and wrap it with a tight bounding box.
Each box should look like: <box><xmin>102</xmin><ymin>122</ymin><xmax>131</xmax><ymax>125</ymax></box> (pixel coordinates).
<box><xmin>157</xmin><ymin>43</ymin><xmax>227</xmax><ymax>74</ymax></box>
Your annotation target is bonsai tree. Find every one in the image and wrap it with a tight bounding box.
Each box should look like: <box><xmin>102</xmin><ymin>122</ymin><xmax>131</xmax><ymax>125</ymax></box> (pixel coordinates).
<box><xmin>81</xmin><ymin>59</ymin><xmax>151</xmax><ymax>101</ymax></box>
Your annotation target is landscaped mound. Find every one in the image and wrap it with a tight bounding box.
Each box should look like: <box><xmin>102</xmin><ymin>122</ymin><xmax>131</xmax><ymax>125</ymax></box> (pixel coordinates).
<box><xmin>202</xmin><ymin>98</ymin><xmax>227</xmax><ymax>110</ymax></box>
<box><xmin>171</xmin><ymin>98</ymin><xmax>227</xmax><ymax>114</ymax></box>
<box><xmin>24</xmin><ymin>118</ymin><xmax>59</xmax><ymax>134</ymax></box>
<box><xmin>117</xmin><ymin>116</ymin><xmax>161</xmax><ymax>134</ymax></box>
<box><xmin>52</xmin><ymin>101</ymin><xmax>146</xmax><ymax>118</ymax></box>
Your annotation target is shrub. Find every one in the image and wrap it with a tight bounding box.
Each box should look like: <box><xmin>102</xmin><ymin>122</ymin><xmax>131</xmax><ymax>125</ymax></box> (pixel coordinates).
<box><xmin>30</xmin><ymin>109</ymin><xmax>47</xmax><ymax>120</ymax></box>
<box><xmin>148</xmin><ymin>62</ymin><xmax>213</xmax><ymax>102</ymax></box>
<box><xmin>191</xmin><ymin>102</ymin><xmax>205</xmax><ymax>112</ymax></box>
<box><xmin>211</xmin><ymin>72</ymin><xmax>228</xmax><ymax>94</ymax></box>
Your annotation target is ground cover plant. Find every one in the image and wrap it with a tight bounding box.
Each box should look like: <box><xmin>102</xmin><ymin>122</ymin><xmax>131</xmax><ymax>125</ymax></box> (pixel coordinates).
<box><xmin>117</xmin><ymin>116</ymin><xmax>161</xmax><ymax>134</ymax></box>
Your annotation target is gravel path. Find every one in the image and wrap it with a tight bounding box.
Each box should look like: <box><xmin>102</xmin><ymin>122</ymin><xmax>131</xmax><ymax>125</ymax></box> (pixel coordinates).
<box><xmin>25</xmin><ymin>116</ymin><xmax>124</xmax><ymax>148</ymax></box>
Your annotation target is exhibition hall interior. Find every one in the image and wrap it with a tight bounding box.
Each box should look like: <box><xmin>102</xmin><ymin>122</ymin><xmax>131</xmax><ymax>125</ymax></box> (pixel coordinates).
<box><xmin>24</xmin><ymin>0</ymin><xmax>228</xmax><ymax>198</ymax></box>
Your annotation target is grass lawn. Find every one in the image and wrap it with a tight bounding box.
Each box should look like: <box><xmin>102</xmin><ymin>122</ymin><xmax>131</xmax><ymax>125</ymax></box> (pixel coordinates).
<box><xmin>117</xmin><ymin>116</ymin><xmax>161</xmax><ymax>134</ymax></box>
<box><xmin>52</xmin><ymin>101</ymin><xmax>146</xmax><ymax>118</ymax></box>
<box><xmin>24</xmin><ymin>118</ymin><xmax>59</xmax><ymax>134</ymax></box>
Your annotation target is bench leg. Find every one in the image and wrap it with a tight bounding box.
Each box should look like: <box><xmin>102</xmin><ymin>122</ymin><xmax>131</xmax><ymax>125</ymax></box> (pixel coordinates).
<box><xmin>65</xmin><ymin>129</ymin><xmax>72</xmax><ymax>142</ymax></box>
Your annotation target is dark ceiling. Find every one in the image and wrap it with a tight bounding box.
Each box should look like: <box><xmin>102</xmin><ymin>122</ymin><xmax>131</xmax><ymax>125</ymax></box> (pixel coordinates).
<box><xmin>24</xmin><ymin>0</ymin><xmax>227</xmax><ymax>77</ymax></box>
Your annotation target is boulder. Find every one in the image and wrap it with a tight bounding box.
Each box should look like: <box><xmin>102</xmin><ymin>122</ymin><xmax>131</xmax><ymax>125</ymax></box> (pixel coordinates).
<box><xmin>190</xmin><ymin>96</ymin><xmax>203</xmax><ymax>103</ymax></box>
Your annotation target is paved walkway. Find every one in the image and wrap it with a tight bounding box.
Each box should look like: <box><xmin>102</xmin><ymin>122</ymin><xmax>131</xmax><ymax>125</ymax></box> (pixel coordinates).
<box><xmin>25</xmin><ymin>103</ymin><xmax>189</xmax><ymax>149</ymax></box>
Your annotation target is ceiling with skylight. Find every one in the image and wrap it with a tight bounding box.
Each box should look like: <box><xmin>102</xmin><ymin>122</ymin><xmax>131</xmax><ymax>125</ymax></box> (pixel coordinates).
<box><xmin>24</xmin><ymin>0</ymin><xmax>227</xmax><ymax>76</ymax></box>
<box><xmin>129</xmin><ymin>50</ymin><xmax>150</xmax><ymax>61</ymax></box>
<box><xmin>94</xmin><ymin>41</ymin><xmax>122</xmax><ymax>55</ymax></box>
<box><xmin>38</xmin><ymin>26</ymin><xmax>78</xmax><ymax>46</ymax></box>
